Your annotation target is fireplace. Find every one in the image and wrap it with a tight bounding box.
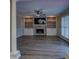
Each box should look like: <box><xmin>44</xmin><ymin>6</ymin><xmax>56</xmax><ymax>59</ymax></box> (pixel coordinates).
<box><xmin>36</xmin><ymin>29</ymin><xmax>44</xmax><ymax>34</ymax></box>
<box><xmin>34</xmin><ymin>28</ymin><xmax>46</xmax><ymax>35</ymax></box>
<box><xmin>33</xmin><ymin>17</ymin><xmax>47</xmax><ymax>35</ymax></box>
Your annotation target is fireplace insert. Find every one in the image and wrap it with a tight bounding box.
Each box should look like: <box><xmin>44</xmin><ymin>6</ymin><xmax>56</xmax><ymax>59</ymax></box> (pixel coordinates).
<box><xmin>36</xmin><ymin>29</ymin><xmax>44</xmax><ymax>34</ymax></box>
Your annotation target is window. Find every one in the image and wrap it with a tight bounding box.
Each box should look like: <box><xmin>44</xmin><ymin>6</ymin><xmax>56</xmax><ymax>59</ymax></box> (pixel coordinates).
<box><xmin>61</xmin><ymin>16</ymin><xmax>69</xmax><ymax>38</ymax></box>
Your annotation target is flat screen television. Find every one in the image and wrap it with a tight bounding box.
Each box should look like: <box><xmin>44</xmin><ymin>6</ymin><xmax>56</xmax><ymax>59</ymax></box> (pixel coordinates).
<box><xmin>34</xmin><ymin>18</ymin><xmax>46</xmax><ymax>24</ymax></box>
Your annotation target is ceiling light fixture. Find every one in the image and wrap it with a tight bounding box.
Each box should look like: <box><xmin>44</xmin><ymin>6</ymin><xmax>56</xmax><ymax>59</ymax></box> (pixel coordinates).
<box><xmin>34</xmin><ymin>9</ymin><xmax>46</xmax><ymax>17</ymax></box>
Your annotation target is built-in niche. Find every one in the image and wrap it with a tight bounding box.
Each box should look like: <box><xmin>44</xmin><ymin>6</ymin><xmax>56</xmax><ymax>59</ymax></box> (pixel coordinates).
<box><xmin>47</xmin><ymin>16</ymin><xmax>57</xmax><ymax>28</ymax></box>
<box><xmin>24</xmin><ymin>17</ymin><xmax>33</xmax><ymax>28</ymax></box>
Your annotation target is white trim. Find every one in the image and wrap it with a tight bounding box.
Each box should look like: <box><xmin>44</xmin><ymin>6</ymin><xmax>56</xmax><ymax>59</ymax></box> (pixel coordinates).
<box><xmin>10</xmin><ymin>0</ymin><xmax>21</xmax><ymax>59</ymax></box>
<box><xmin>10</xmin><ymin>50</ymin><xmax>21</xmax><ymax>59</ymax></box>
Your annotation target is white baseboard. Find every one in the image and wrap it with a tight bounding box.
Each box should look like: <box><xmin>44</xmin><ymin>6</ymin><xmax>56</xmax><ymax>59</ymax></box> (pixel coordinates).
<box><xmin>10</xmin><ymin>50</ymin><xmax>21</xmax><ymax>59</ymax></box>
<box><xmin>17</xmin><ymin>34</ymin><xmax>23</xmax><ymax>38</ymax></box>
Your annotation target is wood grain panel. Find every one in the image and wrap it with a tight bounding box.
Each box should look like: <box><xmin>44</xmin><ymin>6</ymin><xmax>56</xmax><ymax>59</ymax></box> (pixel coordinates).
<box><xmin>25</xmin><ymin>22</ymin><xmax>33</xmax><ymax>28</ymax></box>
<box><xmin>47</xmin><ymin>21</ymin><xmax>56</xmax><ymax>28</ymax></box>
<box><xmin>47</xmin><ymin>17</ymin><xmax>57</xmax><ymax>28</ymax></box>
<box><xmin>17</xmin><ymin>36</ymin><xmax>68</xmax><ymax>59</ymax></box>
<box><xmin>24</xmin><ymin>18</ymin><xmax>33</xmax><ymax>28</ymax></box>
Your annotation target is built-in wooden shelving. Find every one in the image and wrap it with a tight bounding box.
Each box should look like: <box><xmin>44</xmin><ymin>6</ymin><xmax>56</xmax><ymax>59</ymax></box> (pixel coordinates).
<box><xmin>24</xmin><ymin>16</ymin><xmax>33</xmax><ymax>28</ymax></box>
<box><xmin>47</xmin><ymin>16</ymin><xmax>57</xmax><ymax>28</ymax></box>
<box><xmin>23</xmin><ymin>16</ymin><xmax>57</xmax><ymax>28</ymax></box>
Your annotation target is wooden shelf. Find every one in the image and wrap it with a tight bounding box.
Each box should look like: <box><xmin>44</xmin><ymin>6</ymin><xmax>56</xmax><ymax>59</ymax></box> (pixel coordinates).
<box><xmin>25</xmin><ymin>22</ymin><xmax>33</xmax><ymax>28</ymax></box>
<box><xmin>47</xmin><ymin>17</ymin><xmax>57</xmax><ymax>28</ymax></box>
<box><xmin>24</xmin><ymin>17</ymin><xmax>33</xmax><ymax>28</ymax></box>
<box><xmin>23</xmin><ymin>16</ymin><xmax>57</xmax><ymax>28</ymax></box>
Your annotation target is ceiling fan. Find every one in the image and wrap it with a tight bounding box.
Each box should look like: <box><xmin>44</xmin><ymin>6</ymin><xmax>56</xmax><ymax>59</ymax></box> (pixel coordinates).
<box><xmin>33</xmin><ymin>9</ymin><xmax>46</xmax><ymax>16</ymax></box>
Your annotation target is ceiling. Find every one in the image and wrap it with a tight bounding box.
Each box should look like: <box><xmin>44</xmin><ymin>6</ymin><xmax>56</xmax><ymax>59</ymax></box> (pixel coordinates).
<box><xmin>16</xmin><ymin>0</ymin><xmax>69</xmax><ymax>16</ymax></box>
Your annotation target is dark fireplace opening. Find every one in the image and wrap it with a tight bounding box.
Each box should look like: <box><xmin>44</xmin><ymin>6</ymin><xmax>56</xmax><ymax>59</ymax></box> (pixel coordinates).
<box><xmin>36</xmin><ymin>29</ymin><xmax>44</xmax><ymax>34</ymax></box>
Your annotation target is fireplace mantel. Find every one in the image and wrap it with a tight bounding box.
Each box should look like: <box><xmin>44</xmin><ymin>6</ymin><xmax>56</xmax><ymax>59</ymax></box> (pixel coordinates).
<box><xmin>33</xmin><ymin>17</ymin><xmax>47</xmax><ymax>35</ymax></box>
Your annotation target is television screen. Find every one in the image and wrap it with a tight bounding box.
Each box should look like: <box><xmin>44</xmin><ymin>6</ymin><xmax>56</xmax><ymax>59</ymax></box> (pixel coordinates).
<box><xmin>34</xmin><ymin>18</ymin><xmax>46</xmax><ymax>24</ymax></box>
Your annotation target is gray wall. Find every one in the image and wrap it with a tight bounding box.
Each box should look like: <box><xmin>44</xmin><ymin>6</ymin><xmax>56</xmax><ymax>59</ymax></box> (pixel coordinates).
<box><xmin>16</xmin><ymin>15</ymin><xmax>24</xmax><ymax>38</ymax></box>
